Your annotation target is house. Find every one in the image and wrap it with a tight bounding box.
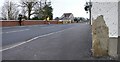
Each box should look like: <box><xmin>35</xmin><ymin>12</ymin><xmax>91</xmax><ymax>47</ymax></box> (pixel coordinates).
<box><xmin>60</xmin><ymin>13</ymin><xmax>74</xmax><ymax>23</ymax></box>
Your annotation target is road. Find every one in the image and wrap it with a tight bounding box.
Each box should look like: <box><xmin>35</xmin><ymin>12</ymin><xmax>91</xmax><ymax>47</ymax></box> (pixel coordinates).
<box><xmin>2</xmin><ymin>23</ymin><xmax>93</xmax><ymax>60</ymax></box>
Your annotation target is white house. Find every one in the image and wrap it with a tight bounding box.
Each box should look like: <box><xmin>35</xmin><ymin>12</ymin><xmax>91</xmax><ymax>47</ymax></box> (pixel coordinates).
<box><xmin>91</xmin><ymin>0</ymin><xmax>120</xmax><ymax>59</ymax></box>
<box><xmin>60</xmin><ymin>13</ymin><xmax>74</xmax><ymax>23</ymax></box>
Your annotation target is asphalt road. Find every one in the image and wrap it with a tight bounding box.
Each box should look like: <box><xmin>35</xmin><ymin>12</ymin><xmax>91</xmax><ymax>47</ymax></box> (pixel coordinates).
<box><xmin>2</xmin><ymin>23</ymin><xmax>93</xmax><ymax>60</ymax></box>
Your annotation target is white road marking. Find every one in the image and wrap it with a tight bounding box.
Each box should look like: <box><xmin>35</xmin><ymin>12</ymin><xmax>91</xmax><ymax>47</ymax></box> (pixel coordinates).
<box><xmin>0</xmin><ymin>27</ymin><xmax>74</xmax><ymax>52</ymax></box>
<box><xmin>43</xmin><ymin>26</ymin><xmax>55</xmax><ymax>28</ymax></box>
<box><xmin>27</xmin><ymin>25</ymin><xmax>41</xmax><ymax>27</ymax></box>
<box><xmin>3</xmin><ymin>26</ymin><xmax>26</xmax><ymax>28</ymax></box>
<box><xmin>18</xmin><ymin>26</ymin><xmax>26</xmax><ymax>28</ymax></box>
<box><xmin>2</xmin><ymin>29</ymin><xmax>29</xmax><ymax>34</ymax></box>
<box><xmin>2</xmin><ymin>25</ymin><xmax>45</xmax><ymax>29</ymax></box>
<box><xmin>2</xmin><ymin>27</ymin><xmax>12</xmax><ymax>29</ymax></box>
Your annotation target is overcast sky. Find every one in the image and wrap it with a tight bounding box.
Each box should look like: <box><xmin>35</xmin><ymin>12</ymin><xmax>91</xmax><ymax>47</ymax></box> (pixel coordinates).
<box><xmin>0</xmin><ymin>0</ymin><xmax>89</xmax><ymax>18</ymax></box>
<box><xmin>52</xmin><ymin>0</ymin><xmax>89</xmax><ymax>18</ymax></box>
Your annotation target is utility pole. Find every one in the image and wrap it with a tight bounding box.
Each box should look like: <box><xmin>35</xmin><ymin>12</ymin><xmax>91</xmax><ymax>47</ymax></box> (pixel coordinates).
<box><xmin>89</xmin><ymin>0</ymin><xmax>92</xmax><ymax>25</ymax></box>
<box><xmin>84</xmin><ymin>0</ymin><xmax>92</xmax><ymax>25</ymax></box>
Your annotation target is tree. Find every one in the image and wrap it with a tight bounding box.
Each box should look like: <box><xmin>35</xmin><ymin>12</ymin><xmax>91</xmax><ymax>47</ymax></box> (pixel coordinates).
<box><xmin>19</xmin><ymin>0</ymin><xmax>53</xmax><ymax>20</ymax></box>
<box><xmin>79</xmin><ymin>17</ymin><xmax>87</xmax><ymax>22</ymax></box>
<box><xmin>32</xmin><ymin>0</ymin><xmax>53</xmax><ymax>20</ymax></box>
<box><xmin>42</xmin><ymin>4</ymin><xmax>53</xmax><ymax>20</ymax></box>
<box><xmin>1</xmin><ymin>1</ymin><xmax>19</xmax><ymax>20</ymax></box>
<box><xmin>1</xmin><ymin>6</ymin><xmax>7</xmax><ymax>20</ymax></box>
<box><xmin>74</xmin><ymin>17</ymin><xmax>79</xmax><ymax>23</ymax></box>
<box><xmin>54</xmin><ymin>17</ymin><xmax>59</xmax><ymax>20</ymax></box>
<box><xmin>31</xmin><ymin>0</ymin><xmax>46</xmax><ymax>20</ymax></box>
<box><xmin>19</xmin><ymin>0</ymin><xmax>38</xmax><ymax>20</ymax></box>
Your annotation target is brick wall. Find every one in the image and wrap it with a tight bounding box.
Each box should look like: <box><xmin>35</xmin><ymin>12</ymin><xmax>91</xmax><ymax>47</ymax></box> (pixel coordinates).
<box><xmin>0</xmin><ymin>20</ymin><xmax>63</xmax><ymax>27</ymax></box>
<box><xmin>23</xmin><ymin>21</ymin><xmax>45</xmax><ymax>25</ymax></box>
<box><xmin>1</xmin><ymin>21</ymin><xmax>19</xmax><ymax>27</ymax></box>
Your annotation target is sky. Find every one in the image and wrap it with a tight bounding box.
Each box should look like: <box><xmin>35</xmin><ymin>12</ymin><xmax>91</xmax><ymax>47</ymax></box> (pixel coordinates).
<box><xmin>0</xmin><ymin>0</ymin><xmax>89</xmax><ymax>19</ymax></box>
<box><xmin>52</xmin><ymin>0</ymin><xmax>89</xmax><ymax>18</ymax></box>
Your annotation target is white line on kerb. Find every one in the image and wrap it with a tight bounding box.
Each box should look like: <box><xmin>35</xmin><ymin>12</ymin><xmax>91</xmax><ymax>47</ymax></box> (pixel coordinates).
<box><xmin>2</xmin><ymin>29</ymin><xmax>29</xmax><ymax>34</ymax></box>
<box><xmin>0</xmin><ymin>28</ymin><xmax>73</xmax><ymax>52</ymax></box>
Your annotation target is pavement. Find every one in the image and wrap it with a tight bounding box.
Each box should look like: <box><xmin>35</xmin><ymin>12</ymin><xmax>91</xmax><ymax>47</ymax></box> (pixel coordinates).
<box><xmin>1</xmin><ymin>23</ymin><xmax>113</xmax><ymax>60</ymax></box>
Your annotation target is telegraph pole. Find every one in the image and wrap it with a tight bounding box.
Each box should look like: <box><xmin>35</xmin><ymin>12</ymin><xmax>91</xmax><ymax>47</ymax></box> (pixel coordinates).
<box><xmin>89</xmin><ymin>0</ymin><xmax>92</xmax><ymax>25</ymax></box>
<box><xmin>84</xmin><ymin>0</ymin><xmax>92</xmax><ymax>25</ymax></box>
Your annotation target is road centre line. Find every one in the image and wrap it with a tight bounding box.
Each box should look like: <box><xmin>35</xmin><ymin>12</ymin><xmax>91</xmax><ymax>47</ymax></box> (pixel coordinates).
<box><xmin>2</xmin><ymin>25</ymin><xmax>62</xmax><ymax>34</ymax></box>
<box><xmin>2</xmin><ymin>29</ymin><xmax>30</xmax><ymax>34</ymax></box>
<box><xmin>2</xmin><ymin>26</ymin><xmax>26</xmax><ymax>29</ymax></box>
<box><xmin>0</xmin><ymin>27</ymin><xmax>74</xmax><ymax>52</ymax></box>
<box><xmin>2</xmin><ymin>25</ymin><xmax>48</xmax><ymax>29</ymax></box>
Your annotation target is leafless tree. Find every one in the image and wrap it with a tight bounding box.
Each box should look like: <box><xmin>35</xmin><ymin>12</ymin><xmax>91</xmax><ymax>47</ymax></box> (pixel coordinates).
<box><xmin>32</xmin><ymin>0</ymin><xmax>45</xmax><ymax>19</ymax></box>
<box><xmin>19</xmin><ymin>0</ymin><xmax>38</xmax><ymax>20</ymax></box>
<box><xmin>1</xmin><ymin>1</ymin><xmax>19</xmax><ymax>20</ymax></box>
<box><xmin>1</xmin><ymin>6</ymin><xmax>7</xmax><ymax>20</ymax></box>
<box><xmin>33</xmin><ymin>0</ymin><xmax>52</xmax><ymax>19</ymax></box>
<box><xmin>19</xmin><ymin>0</ymin><xmax>52</xmax><ymax>20</ymax></box>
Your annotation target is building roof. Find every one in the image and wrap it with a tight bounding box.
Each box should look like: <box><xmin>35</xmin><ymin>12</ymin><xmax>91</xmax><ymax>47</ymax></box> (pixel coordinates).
<box><xmin>63</xmin><ymin>13</ymin><xmax>73</xmax><ymax>17</ymax></box>
<box><xmin>60</xmin><ymin>13</ymin><xmax>73</xmax><ymax>20</ymax></box>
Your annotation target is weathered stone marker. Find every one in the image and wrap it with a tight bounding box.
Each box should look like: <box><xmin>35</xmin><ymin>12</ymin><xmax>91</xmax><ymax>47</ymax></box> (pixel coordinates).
<box><xmin>92</xmin><ymin>15</ymin><xmax>109</xmax><ymax>57</ymax></box>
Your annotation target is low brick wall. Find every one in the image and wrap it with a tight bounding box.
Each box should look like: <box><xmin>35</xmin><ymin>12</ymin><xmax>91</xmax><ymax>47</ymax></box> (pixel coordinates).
<box><xmin>0</xmin><ymin>20</ymin><xmax>63</xmax><ymax>27</ymax></box>
<box><xmin>2</xmin><ymin>21</ymin><xmax>19</xmax><ymax>27</ymax></box>
<box><xmin>23</xmin><ymin>21</ymin><xmax>45</xmax><ymax>25</ymax></box>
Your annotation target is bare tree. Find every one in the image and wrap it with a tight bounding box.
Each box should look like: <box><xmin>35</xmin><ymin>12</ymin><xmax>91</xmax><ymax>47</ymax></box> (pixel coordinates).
<box><xmin>1</xmin><ymin>6</ymin><xmax>7</xmax><ymax>20</ymax></box>
<box><xmin>19</xmin><ymin>0</ymin><xmax>52</xmax><ymax>20</ymax></box>
<box><xmin>33</xmin><ymin>0</ymin><xmax>53</xmax><ymax>20</ymax></box>
<box><xmin>32</xmin><ymin>0</ymin><xmax>46</xmax><ymax>19</ymax></box>
<box><xmin>19</xmin><ymin>0</ymin><xmax>38</xmax><ymax>20</ymax></box>
<box><xmin>1</xmin><ymin>1</ymin><xmax>19</xmax><ymax>20</ymax></box>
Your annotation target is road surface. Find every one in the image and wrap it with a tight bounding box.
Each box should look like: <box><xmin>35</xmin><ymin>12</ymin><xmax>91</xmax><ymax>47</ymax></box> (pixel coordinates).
<box><xmin>2</xmin><ymin>23</ymin><xmax>94</xmax><ymax>60</ymax></box>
